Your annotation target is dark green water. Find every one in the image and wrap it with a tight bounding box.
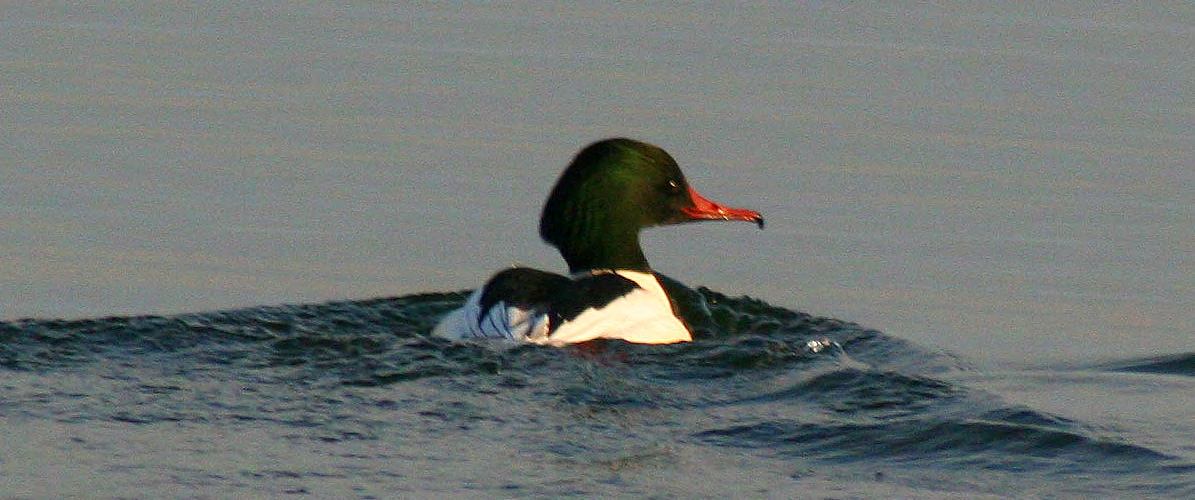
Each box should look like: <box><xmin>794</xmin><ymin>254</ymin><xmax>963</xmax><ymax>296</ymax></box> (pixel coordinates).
<box><xmin>3</xmin><ymin>280</ymin><xmax>1191</xmax><ymax>498</ymax></box>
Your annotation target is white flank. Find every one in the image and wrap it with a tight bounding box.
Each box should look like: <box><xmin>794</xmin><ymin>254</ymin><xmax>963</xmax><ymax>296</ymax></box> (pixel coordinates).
<box><xmin>431</xmin><ymin>289</ymin><xmax>549</xmax><ymax>341</ymax></box>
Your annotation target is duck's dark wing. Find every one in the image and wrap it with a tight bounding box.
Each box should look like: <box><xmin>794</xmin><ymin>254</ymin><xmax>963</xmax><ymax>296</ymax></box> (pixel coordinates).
<box><xmin>545</xmin><ymin>272</ymin><xmax>639</xmax><ymax>330</ymax></box>
<box><xmin>479</xmin><ymin>268</ymin><xmax>573</xmax><ymax>311</ymax></box>
<box><xmin>432</xmin><ymin>268</ymin><xmax>566</xmax><ymax>341</ymax></box>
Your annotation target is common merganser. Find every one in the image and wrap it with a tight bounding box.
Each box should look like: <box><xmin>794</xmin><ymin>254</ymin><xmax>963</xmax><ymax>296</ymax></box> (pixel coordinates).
<box><xmin>433</xmin><ymin>138</ymin><xmax>763</xmax><ymax>345</ymax></box>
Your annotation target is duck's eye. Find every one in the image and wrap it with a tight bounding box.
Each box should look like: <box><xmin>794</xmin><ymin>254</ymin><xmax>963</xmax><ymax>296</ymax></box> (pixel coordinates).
<box><xmin>665</xmin><ymin>179</ymin><xmax>683</xmax><ymax>194</ymax></box>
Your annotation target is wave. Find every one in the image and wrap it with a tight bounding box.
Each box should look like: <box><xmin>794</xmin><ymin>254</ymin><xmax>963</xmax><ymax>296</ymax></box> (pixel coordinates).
<box><xmin>1097</xmin><ymin>352</ymin><xmax>1195</xmax><ymax>377</ymax></box>
<box><xmin>2</xmin><ymin>280</ymin><xmax>1192</xmax><ymax>496</ymax></box>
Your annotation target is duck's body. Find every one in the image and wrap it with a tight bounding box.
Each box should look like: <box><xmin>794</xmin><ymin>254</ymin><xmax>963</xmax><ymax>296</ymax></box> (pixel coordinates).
<box><xmin>432</xmin><ymin>268</ymin><xmax>689</xmax><ymax>345</ymax></box>
<box><xmin>433</xmin><ymin>138</ymin><xmax>763</xmax><ymax>345</ymax></box>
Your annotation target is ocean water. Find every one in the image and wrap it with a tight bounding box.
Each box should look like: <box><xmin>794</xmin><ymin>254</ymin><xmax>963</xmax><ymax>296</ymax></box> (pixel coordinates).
<box><xmin>4</xmin><ymin>283</ymin><xmax>1192</xmax><ymax>498</ymax></box>
<box><xmin>3</xmin><ymin>2</ymin><xmax>1193</xmax><ymax>498</ymax></box>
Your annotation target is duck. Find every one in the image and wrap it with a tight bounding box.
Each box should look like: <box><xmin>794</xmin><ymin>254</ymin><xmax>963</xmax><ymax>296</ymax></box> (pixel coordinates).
<box><xmin>433</xmin><ymin>138</ymin><xmax>763</xmax><ymax>345</ymax></box>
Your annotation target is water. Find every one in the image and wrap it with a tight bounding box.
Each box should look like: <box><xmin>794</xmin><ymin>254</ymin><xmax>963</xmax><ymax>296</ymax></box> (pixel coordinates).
<box><xmin>4</xmin><ymin>284</ymin><xmax>1191</xmax><ymax>498</ymax></box>
<box><xmin>3</xmin><ymin>2</ymin><xmax>1193</xmax><ymax>497</ymax></box>
<box><xmin>5</xmin><ymin>1</ymin><xmax>1191</xmax><ymax>364</ymax></box>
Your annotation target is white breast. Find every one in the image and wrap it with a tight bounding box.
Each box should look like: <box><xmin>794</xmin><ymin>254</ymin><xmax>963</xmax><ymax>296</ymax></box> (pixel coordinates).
<box><xmin>431</xmin><ymin>270</ymin><xmax>691</xmax><ymax>345</ymax></box>
<box><xmin>540</xmin><ymin>270</ymin><xmax>690</xmax><ymax>345</ymax></box>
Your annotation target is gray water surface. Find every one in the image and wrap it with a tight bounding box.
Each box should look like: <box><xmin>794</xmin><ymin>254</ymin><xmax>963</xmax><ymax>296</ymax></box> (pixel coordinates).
<box><xmin>5</xmin><ymin>2</ymin><xmax>1190</xmax><ymax>365</ymax></box>
<box><xmin>2</xmin><ymin>3</ymin><xmax>1193</xmax><ymax>497</ymax></box>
